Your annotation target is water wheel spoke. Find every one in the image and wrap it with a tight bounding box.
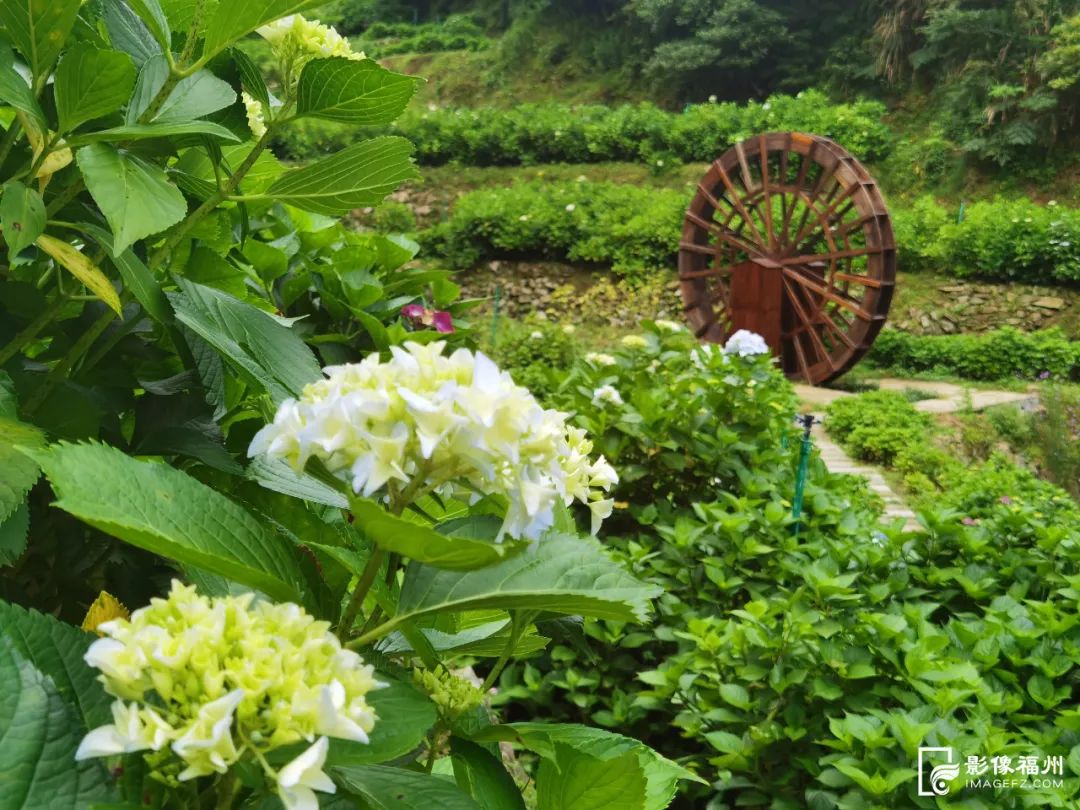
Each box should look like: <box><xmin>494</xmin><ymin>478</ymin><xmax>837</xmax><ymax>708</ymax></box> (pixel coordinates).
<box><xmin>789</xmin><ymin>329</ymin><xmax>813</xmax><ymax>381</ymax></box>
<box><xmin>679</xmin><ymin>240</ymin><xmax>718</xmax><ymax>257</ymax></box>
<box><xmin>779</xmin><ymin>246</ymin><xmax>880</xmax><ymax>266</ymax></box>
<box><xmin>834</xmin><ymin>271</ymin><xmax>884</xmax><ymax>289</ymax></box>
<box><xmin>790</xmin><ymin>182</ymin><xmax>860</xmax><ymax>248</ymax></box>
<box><xmin>758</xmin><ymin>135</ymin><xmax>776</xmax><ymax>249</ymax></box>
<box><xmin>782</xmin><ymin>266</ymin><xmax>876</xmax><ymax>321</ymax></box>
<box><xmin>782</xmin><ymin>278</ymin><xmax>836</xmax><ymax>370</ymax></box>
<box><xmin>684</xmin><ymin>212</ymin><xmax>764</xmax><ymax>258</ymax></box>
<box><xmin>712</xmin><ymin>160</ymin><xmax>769</xmax><ymax>248</ymax></box>
<box><xmin>678</xmin><ymin>262</ymin><xmax>736</xmax><ymax>280</ymax></box>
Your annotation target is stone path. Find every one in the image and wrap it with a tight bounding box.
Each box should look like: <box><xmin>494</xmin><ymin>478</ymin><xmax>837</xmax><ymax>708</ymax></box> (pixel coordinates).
<box><xmin>795</xmin><ymin>379</ymin><xmax>1040</xmax><ymax>531</ymax></box>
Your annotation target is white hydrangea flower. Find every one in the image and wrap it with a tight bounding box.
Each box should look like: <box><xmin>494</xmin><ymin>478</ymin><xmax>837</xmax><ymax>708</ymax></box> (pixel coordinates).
<box><xmin>530</xmin><ymin>330</ymin><xmax>544</xmax><ymax>340</ymax></box>
<box><xmin>278</xmin><ymin>737</ymin><xmax>336</xmax><ymax>810</ymax></box>
<box><xmin>620</xmin><ymin>334</ymin><xmax>648</xmax><ymax>349</ymax></box>
<box><xmin>241</xmin><ymin>92</ymin><xmax>267</xmax><ymax>139</ymax></box>
<box><xmin>77</xmin><ymin>581</ymin><xmax>381</xmax><ymax>784</ymax></box>
<box><xmin>565</xmin><ymin>203</ymin><xmax>576</xmax><ymax>212</ymax></box>
<box><xmin>592</xmin><ymin>385</ymin><xmax>624</xmax><ymax>407</ymax></box>
<box><xmin>562</xmin><ymin>324</ymin><xmax>576</xmax><ymax>334</ymax></box>
<box><xmin>653</xmin><ymin>319</ymin><xmax>684</xmax><ymax>332</ymax></box>
<box><xmin>257</xmin><ymin>15</ymin><xmax>365</xmax><ymax>91</ymax></box>
<box><xmin>584</xmin><ymin>352</ymin><xmax>617</xmax><ymax>366</ymax></box>
<box><xmin>249</xmin><ymin>342</ymin><xmax>617</xmax><ymax>541</ymax></box>
<box><xmin>723</xmin><ymin>329</ymin><xmax>770</xmax><ymax>357</ymax></box>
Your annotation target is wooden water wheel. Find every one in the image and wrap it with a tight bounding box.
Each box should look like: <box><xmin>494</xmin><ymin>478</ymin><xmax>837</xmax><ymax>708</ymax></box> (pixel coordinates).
<box><xmin>678</xmin><ymin>132</ymin><xmax>896</xmax><ymax>385</ymax></box>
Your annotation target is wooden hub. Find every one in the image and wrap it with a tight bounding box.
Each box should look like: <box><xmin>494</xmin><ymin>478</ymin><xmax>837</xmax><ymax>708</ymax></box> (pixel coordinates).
<box><xmin>678</xmin><ymin>132</ymin><xmax>896</xmax><ymax>385</ymax></box>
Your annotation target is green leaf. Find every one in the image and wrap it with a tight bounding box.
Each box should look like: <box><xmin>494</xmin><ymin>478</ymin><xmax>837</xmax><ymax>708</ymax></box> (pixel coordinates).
<box><xmin>201</xmin><ymin>0</ymin><xmax>325</xmax><ymax>61</ymax></box>
<box><xmin>170</xmin><ymin>278</ymin><xmax>321</xmax><ymax>402</ymax></box>
<box><xmin>450</xmin><ymin>738</ymin><xmax>526</xmax><ymax>810</ymax></box>
<box><xmin>333</xmin><ymin>764</ymin><xmax>482</xmax><ymax>810</ymax></box>
<box><xmin>69</xmin><ymin>120</ymin><xmax>241</xmax><ymax>145</ymax></box>
<box><xmin>0</xmin><ymin>502</ymin><xmax>29</xmax><ymax>565</ymax></box>
<box><xmin>0</xmin><ymin>51</ymin><xmax>46</xmax><ymax>136</ymax></box>
<box><xmin>296</xmin><ymin>57</ymin><xmax>421</xmax><ymax>125</ymax></box>
<box><xmin>126</xmin><ymin>0</ymin><xmax>171</xmax><ymax>51</ymax></box>
<box><xmin>29</xmin><ymin>441</ymin><xmax>310</xmax><ymax>605</ymax></box>
<box><xmin>350</xmin><ymin>499</ymin><xmax>523</xmax><ymax>570</ymax></box>
<box><xmin>326</xmin><ymin>676</ymin><xmax>437</xmax><ymax>767</ymax></box>
<box><xmin>0</xmin><ymin>599</ymin><xmax>112</xmax><ymax>729</ymax></box>
<box><xmin>230</xmin><ymin>46</ymin><xmax>268</xmax><ymax>108</ymax></box>
<box><xmin>247</xmin><ymin>456</ymin><xmax>348</xmax><ymax>509</ymax></box>
<box><xmin>473</xmin><ymin>724</ymin><xmax>700</xmax><ymax>810</ymax></box>
<box><xmin>77</xmin><ymin>143</ymin><xmax>187</xmax><ymax>255</ymax></box>
<box><xmin>81</xmin><ymin>223</ymin><xmax>171</xmax><ymax>323</ymax></box>
<box><xmin>34</xmin><ymin>234</ymin><xmax>123</xmax><ymax>315</ymax></box>
<box><xmin>538</xmin><ymin>746</ymin><xmax>646</xmax><ymax>810</ymax></box>
<box><xmin>718</xmin><ymin>683</ymin><xmax>751</xmax><ymax>710</ymax></box>
<box><xmin>54</xmin><ymin>44</ymin><xmax>136</xmax><ymax>134</ymax></box>
<box><xmin>259</xmin><ymin>136</ymin><xmax>419</xmax><ymax>215</ymax></box>
<box><xmin>125</xmin><ymin>53</ymin><xmax>169</xmax><ymax>123</ymax></box>
<box><xmin>0</xmin><ymin>181</ymin><xmax>45</xmax><ymax>256</ymax></box>
<box><xmin>153</xmin><ymin>70</ymin><xmax>236</xmax><ymax>124</ymax></box>
<box><xmin>0</xmin><ymin>412</ymin><xmax>46</xmax><ymax>524</ymax></box>
<box><xmin>390</xmin><ymin>534</ymin><xmax>660</xmax><ymax>627</ymax></box>
<box><xmin>0</xmin><ymin>637</ymin><xmax>117</xmax><ymax>809</ymax></box>
<box><xmin>0</xmin><ymin>0</ymin><xmax>82</xmax><ymax>79</ymax></box>
<box><xmin>102</xmin><ymin>0</ymin><xmax>162</xmax><ymax>67</ymax></box>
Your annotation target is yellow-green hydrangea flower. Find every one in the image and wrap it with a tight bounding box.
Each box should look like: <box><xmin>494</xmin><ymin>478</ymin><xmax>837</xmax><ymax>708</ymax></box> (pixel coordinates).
<box><xmin>77</xmin><ymin>581</ymin><xmax>381</xmax><ymax>802</ymax></box>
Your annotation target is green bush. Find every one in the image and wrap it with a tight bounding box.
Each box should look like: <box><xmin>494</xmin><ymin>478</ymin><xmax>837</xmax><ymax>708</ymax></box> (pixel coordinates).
<box><xmin>490</xmin><ymin>317</ymin><xmax>581</xmax><ymax>394</ymax></box>
<box><xmin>825</xmin><ymin>390</ymin><xmax>932</xmax><ymax>466</ymax></box>
<box><xmin>893</xmin><ymin>195</ymin><xmax>1080</xmax><ymax>283</ymax></box>
<box><xmin>355</xmin><ymin>16</ymin><xmax>490</xmax><ymax>57</ymax></box>
<box><xmin>421</xmin><ymin>180</ymin><xmax>686</xmax><ymax>275</ymax></box>
<box><xmin>869</xmin><ymin>328</ymin><xmax>1080</xmax><ymax>381</ymax></box>
<box><xmin>499</xmin><ymin>324</ymin><xmax>1080</xmax><ymax>807</ymax></box>
<box><xmin>276</xmin><ymin>90</ymin><xmax>891</xmax><ymax>166</ymax></box>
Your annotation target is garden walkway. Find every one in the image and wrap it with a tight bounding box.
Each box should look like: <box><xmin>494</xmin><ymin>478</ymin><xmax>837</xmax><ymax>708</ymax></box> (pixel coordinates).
<box><xmin>794</xmin><ymin>379</ymin><xmax>1040</xmax><ymax>531</ymax></box>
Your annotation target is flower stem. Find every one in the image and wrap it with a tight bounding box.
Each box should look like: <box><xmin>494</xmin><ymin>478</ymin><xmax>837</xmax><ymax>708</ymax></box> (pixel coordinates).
<box><xmin>0</xmin><ymin>292</ymin><xmax>67</xmax><ymax>366</ymax></box>
<box><xmin>214</xmin><ymin>771</ymin><xmax>238</xmax><ymax>810</ymax></box>
<box><xmin>337</xmin><ymin>547</ymin><xmax>386</xmax><ymax>641</ymax></box>
<box><xmin>481</xmin><ymin>610</ymin><xmax>536</xmax><ymax>692</ymax></box>
<box><xmin>23</xmin><ymin>305</ymin><xmax>117</xmax><ymax>413</ymax></box>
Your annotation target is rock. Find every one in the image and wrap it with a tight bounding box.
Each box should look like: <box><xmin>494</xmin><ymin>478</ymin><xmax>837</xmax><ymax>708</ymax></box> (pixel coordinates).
<box><xmin>940</xmin><ymin>285</ymin><xmax>967</xmax><ymax>293</ymax></box>
<box><xmin>1032</xmin><ymin>296</ymin><xmax>1066</xmax><ymax>310</ymax></box>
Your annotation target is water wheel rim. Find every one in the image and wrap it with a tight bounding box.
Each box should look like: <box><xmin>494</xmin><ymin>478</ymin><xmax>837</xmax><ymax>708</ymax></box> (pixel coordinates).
<box><xmin>678</xmin><ymin>132</ymin><xmax>896</xmax><ymax>385</ymax></box>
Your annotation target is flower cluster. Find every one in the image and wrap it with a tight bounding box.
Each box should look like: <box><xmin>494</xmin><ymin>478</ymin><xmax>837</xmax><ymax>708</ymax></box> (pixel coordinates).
<box><xmin>248</xmin><ymin>342</ymin><xmax>618</xmax><ymax>539</ymax></box>
<box><xmin>584</xmin><ymin>352</ymin><xmax>617</xmax><ymax>366</ymax></box>
<box><xmin>592</xmin><ymin>384</ymin><xmax>624</xmax><ymax>407</ymax></box>
<box><xmin>257</xmin><ymin>15</ymin><xmax>365</xmax><ymax>92</ymax></box>
<box><xmin>76</xmin><ymin>581</ymin><xmax>381</xmax><ymax>809</ymax></box>
<box><xmin>401</xmin><ymin>303</ymin><xmax>453</xmax><ymax>333</ymax></box>
<box><xmin>412</xmin><ymin>666</ymin><xmax>485</xmax><ymax>721</ymax></box>
<box><xmin>242</xmin><ymin>92</ymin><xmax>267</xmax><ymax>139</ymax></box>
<box><xmin>620</xmin><ymin>334</ymin><xmax>648</xmax><ymax>349</ymax></box>
<box><xmin>723</xmin><ymin>329</ymin><xmax>770</xmax><ymax>357</ymax></box>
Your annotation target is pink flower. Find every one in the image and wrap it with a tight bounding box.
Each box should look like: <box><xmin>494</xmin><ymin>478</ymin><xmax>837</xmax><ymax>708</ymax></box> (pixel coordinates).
<box><xmin>962</xmin><ymin>517</ymin><xmax>978</xmax><ymax>526</ymax></box>
<box><xmin>1000</xmin><ymin>496</ymin><xmax>1013</xmax><ymax>505</ymax></box>
<box><xmin>401</xmin><ymin>304</ymin><xmax>454</xmax><ymax>334</ymax></box>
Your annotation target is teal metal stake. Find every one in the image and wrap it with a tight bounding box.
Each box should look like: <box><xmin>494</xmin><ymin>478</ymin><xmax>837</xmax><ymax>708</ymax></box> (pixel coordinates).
<box><xmin>791</xmin><ymin>414</ymin><xmax>816</xmax><ymax>534</ymax></box>
<box><xmin>490</xmin><ymin>284</ymin><xmax>502</xmax><ymax>349</ymax></box>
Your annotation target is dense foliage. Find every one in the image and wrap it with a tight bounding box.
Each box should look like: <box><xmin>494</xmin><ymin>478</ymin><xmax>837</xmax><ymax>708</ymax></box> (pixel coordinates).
<box><xmin>894</xmin><ymin>196</ymin><xmax>1080</xmax><ymax>283</ymax></box>
<box><xmin>277</xmin><ymin>90</ymin><xmax>890</xmax><ymax>165</ymax></box>
<box><xmin>0</xmin><ymin>3</ymin><xmax>694</xmax><ymax>808</ymax></box>
<box><xmin>495</xmin><ymin>323</ymin><xmax>1080</xmax><ymax>807</ymax></box>
<box><xmin>869</xmin><ymin>328</ymin><xmax>1080</xmax><ymax>382</ymax></box>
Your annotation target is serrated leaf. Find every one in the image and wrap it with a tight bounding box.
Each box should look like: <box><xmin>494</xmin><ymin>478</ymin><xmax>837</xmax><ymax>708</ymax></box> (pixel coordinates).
<box><xmin>247</xmin><ymin>456</ymin><xmax>348</xmax><ymax>509</ymax></box>
<box><xmin>125</xmin><ymin>53</ymin><xmax>169</xmax><ymax>124</ymax></box>
<box><xmin>0</xmin><ymin>0</ymin><xmax>82</xmax><ymax>79</ymax></box>
<box><xmin>538</xmin><ymin>746</ymin><xmax>645</xmax><ymax>810</ymax></box>
<box><xmin>0</xmin><ymin>637</ymin><xmax>117</xmax><ymax>809</ymax></box>
<box><xmin>0</xmin><ymin>599</ymin><xmax>112</xmax><ymax>729</ymax></box>
<box><xmin>258</xmin><ymin>136</ymin><xmax>419</xmax><ymax>215</ymax></box>
<box><xmin>450</xmin><ymin>738</ymin><xmax>526</xmax><ymax>810</ymax></box>
<box><xmin>29</xmin><ymin>441</ymin><xmax>310</xmax><ymax>605</ymax></box>
<box><xmin>77</xmin><ymin>143</ymin><xmax>187</xmax><ymax>255</ymax></box>
<box><xmin>153</xmin><ymin>70</ymin><xmax>236</xmax><ymax>124</ymax></box>
<box><xmin>388</xmin><ymin>534</ymin><xmax>660</xmax><ymax>628</ymax></box>
<box><xmin>69</xmin><ymin>120</ymin><xmax>240</xmax><ymax>145</ymax></box>
<box><xmin>81</xmin><ymin>223</ymin><xmax>170</xmax><ymax>323</ymax></box>
<box><xmin>170</xmin><ymin>277</ymin><xmax>321</xmax><ymax>402</ymax></box>
<box><xmin>296</xmin><ymin>57</ymin><xmax>421</xmax><ymax>125</ymax></box>
<box><xmin>126</xmin><ymin>0</ymin><xmax>171</xmax><ymax>50</ymax></box>
<box><xmin>201</xmin><ymin>0</ymin><xmax>325</xmax><ymax>61</ymax></box>
<box><xmin>0</xmin><ymin>49</ymin><xmax>46</xmax><ymax>136</ymax></box>
<box><xmin>0</xmin><ymin>413</ymin><xmax>45</xmax><ymax>524</ymax></box>
<box><xmin>350</xmin><ymin>499</ymin><xmax>524</xmax><ymax>570</ymax></box>
<box><xmin>103</xmin><ymin>0</ymin><xmax>161</xmax><ymax>67</ymax></box>
<box><xmin>0</xmin><ymin>180</ymin><xmax>45</xmax><ymax>256</ymax></box>
<box><xmin>55</xmin><ymin>44</ymin><xmax>136</xmax><ymax>134</ymax></box>
<box><xmin>333</xmin><ymin>764</ymin><xmax>482</xmax><ymax>809</ymax></box>
<box><xmin>0</xmin><ymin>502</ymin><xmax>29</xmax><ymax>565</ymax></box>
<box><xmin>34</xmin><ymin>234</ymin><xmax>123</xmax><ymax>315</ymax></box>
